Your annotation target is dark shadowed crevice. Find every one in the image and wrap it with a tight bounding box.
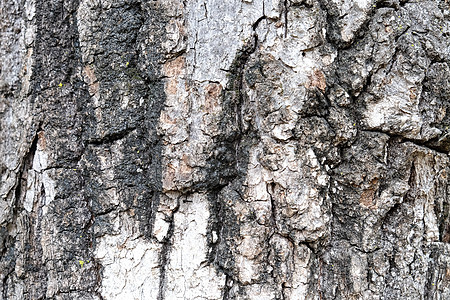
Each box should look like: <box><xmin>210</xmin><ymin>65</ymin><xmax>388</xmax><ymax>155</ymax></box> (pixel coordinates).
<box><xmin>366</xmin><ymin>129</ymin><xmax>450</xmax><ymax>156</ymax></box>
<box><xmin>1</xmin><ymin>127</ymin><xmax>40</xmax><ymax>298</ymax></box>
<box><xmin>205</xmin><ymin>29</ymin><xmax>263</xmax><ymax>296</ymax></box>
<box><xmin>207</xmin><ymin>189</ymin><xmax>237</xmax><ymax>272</ymax></box>
<box><xmin>283</xmin><ymin>0</ymin><xmax>289</xmax><ymax>37</ymax></box>
<box><xmin>267</xmin><ymin>182</ymin><xmax>277</xmax><ymax>229</ymax></box>
<box><xmin>157</xmin><ymin>200</ymin><xmax>180</xmax><ymax>300</ymax></box>
<box><xmin>222</xmin><ymin>274</ymin><xmax>233</xmax><ymax>300</ymax></box>
<box><xmin>86</xmin><ymin>127</ymin><xmax>137</xmax><ymax>145</ymax></box>
<box><xmin>439</xmin><ymin>183</ymin><xmax>450</xmax><ymax>243</ymax></box>
<box><xmin>14</xmin><ymin>130</ymin><xmax>39</xmax><ymax>207</ymax></box>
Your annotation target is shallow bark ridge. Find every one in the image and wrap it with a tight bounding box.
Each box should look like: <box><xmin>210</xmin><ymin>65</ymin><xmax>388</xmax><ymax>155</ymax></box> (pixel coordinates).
<box><xmin>1</xmin><ymin>0</ymin><xmax>450</xmax><ymax>299</ymax></box>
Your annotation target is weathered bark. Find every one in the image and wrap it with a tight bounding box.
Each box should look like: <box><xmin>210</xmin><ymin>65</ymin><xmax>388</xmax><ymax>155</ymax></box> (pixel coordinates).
<box><xmin>1</xmin><ymin>0</ymin><xmax>450</xmax><ymax>299</ymax></box>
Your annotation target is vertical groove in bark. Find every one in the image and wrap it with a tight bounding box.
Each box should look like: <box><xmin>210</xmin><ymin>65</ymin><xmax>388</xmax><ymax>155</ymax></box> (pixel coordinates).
<box><xmin>157</xmin><ymin>200</ymin><xmax>179</xmax><ymax>300</ymax></box>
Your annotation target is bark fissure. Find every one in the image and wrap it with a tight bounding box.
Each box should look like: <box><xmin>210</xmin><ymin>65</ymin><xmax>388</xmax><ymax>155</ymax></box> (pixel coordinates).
<box><xmin>367</xmin><ymin>129</ymin><xmax>450</xmax><ymax>156</ymax></box>
<box><xmin>157</xmin><ymin>201</ymin><xmax>180</xmax><ymax>300</ymax></box>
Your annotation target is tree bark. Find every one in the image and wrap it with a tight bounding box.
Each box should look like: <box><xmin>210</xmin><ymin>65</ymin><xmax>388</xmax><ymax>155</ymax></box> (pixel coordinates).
<box><xmin>1</xmin><ymin>0</ymin><xmax>450</xmax><ymax>299</ymax></box>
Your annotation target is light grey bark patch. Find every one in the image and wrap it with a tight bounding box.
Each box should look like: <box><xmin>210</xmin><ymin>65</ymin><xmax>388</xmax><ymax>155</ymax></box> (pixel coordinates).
<box><xmin>0</xmin><ymin>0</ymin><xmax>26</xmax><ymax>93</ymax></box>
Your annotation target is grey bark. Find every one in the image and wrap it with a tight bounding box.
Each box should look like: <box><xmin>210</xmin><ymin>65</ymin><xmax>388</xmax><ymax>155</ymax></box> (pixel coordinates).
<box><xmin>1</xmin><ymin>0</ymin><xmax>450</xmax><ymax>299</ymax></box>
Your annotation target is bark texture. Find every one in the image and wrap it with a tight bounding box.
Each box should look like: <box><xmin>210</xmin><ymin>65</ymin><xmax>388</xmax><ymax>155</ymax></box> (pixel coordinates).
<box><xmin>1</xmin><ymin>0</ymin><xmax>450</xmax><ymax>299</ymax></box>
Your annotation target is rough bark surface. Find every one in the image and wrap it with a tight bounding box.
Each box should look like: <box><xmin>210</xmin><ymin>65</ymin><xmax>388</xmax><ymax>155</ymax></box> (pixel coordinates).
<box><xmin>1</xmin><ymin>0</ymin><xmax>450</xmax><ymax>299</ymax></box>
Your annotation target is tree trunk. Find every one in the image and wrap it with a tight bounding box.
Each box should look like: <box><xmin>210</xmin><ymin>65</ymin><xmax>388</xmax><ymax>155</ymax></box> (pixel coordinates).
<box><xmin>1</xmin><ymin>0</ymin><xmax>450</xmax><ymax>299</ymax></box>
